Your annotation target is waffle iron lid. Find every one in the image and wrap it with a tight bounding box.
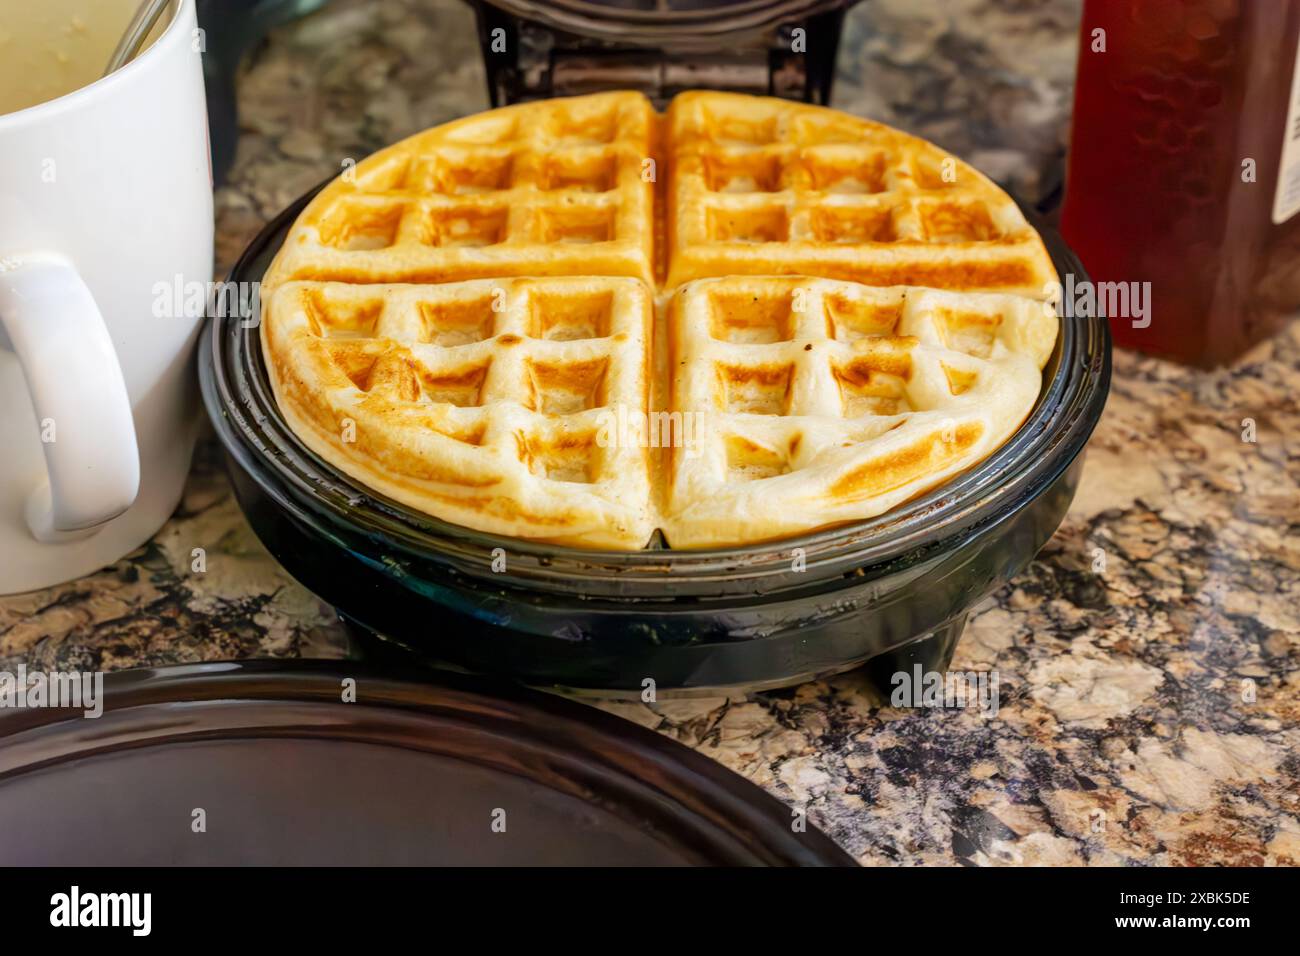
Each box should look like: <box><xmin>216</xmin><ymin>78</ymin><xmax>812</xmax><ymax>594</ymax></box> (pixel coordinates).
<box><xmin>473</xmin><ymin>0</ymin><xmax>856</xmax><ymax>37</ymax></box>
<box><xmin>0</xmin><ymin>661</ymin><xmax>853</xmax><ymax>866</ymax></box>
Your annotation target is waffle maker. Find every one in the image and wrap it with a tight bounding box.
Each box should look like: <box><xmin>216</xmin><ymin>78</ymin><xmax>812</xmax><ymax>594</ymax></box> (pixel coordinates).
<box><xmin>201</xmin><ymin>1</ymin><xmax>1111</xmax><ymax>695</ymax></box>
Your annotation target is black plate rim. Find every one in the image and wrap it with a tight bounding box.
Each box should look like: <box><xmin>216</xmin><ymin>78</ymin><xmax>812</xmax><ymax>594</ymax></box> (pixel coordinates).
<box><xmin>0</xmin><ymin>660</ymin><xmax>855</xmax><ymax>866</ymax></box>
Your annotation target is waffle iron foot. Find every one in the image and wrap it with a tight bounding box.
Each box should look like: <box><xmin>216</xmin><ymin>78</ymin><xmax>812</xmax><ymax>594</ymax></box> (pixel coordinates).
<box><xmin>859</xmin><ymin>615</ymin><xmax>967</xmax><ymax>701</ymax></box>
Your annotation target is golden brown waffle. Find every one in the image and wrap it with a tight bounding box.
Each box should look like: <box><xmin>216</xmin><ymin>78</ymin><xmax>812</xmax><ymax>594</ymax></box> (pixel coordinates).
<box><xmin>261</xmin><ymin>91</ymin><xmax>1059</xmax><ymax>549</ymax></box>
<box><xmin>263</xmin><ymin>277</ymin><xmax>656</xmax><ymax>547</ymax></box>
<box><xmin>263</xmin><ymin>92</ymin><xmax>656</xmax><ymax>292</ymax></box>
<box><xmin>666</xmin><ymin>91</ymin><xmax>1057</xmax><ymax>295</ymax></box>
<box><xmin>663</xmin><ymin>278</ymin><xmax>1056</xmax><ymax>547</ymax></box>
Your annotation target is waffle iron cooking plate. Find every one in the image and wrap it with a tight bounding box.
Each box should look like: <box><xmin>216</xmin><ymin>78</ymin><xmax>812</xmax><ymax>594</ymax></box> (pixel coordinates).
<box><xmin>200</xmin><ymin>179</ymin><xmax>1109</xmax><ymax>695</ymax></box>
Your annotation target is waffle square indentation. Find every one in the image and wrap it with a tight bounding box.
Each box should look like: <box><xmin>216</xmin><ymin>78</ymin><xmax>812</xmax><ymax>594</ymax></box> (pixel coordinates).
<box><xmin>718</xmin><ymin>363</ymin><xmax>793</xmax><ymax>416</ymax></box>
<box><xmin>528</xmin><ymin>289</ymin><xmax>614</xmax><ymax>341</ymax></box>
<box><xmin>708</xmin><ymin>288</ymin><xmax>794</xmax><ymax>343</ymax></box>
<box><xmin>417</xmin><ymin>296</ymin><xmax>496</xmax><ymax>346</ymax></box>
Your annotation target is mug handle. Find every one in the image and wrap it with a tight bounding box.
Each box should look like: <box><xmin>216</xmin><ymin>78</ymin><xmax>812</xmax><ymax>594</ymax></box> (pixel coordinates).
<box><xmin>0</xmin><ymin>254</ymin><xmax>140</xmax><ymax>542</ymax></box>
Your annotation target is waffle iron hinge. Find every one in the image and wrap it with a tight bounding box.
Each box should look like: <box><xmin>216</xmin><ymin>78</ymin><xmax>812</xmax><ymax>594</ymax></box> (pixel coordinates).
<box><xmin>470</xmin><ymin>3</ymin><xmax>847</xmax><ymax>108</ymax></box>
<box><xmin>551</xmin><ymin>52</ymin><xmax>773</xmax><ymax>103</ymax></box>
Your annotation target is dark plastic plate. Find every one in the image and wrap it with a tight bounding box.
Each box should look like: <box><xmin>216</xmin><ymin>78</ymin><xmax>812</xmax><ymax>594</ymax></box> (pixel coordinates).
<box><xmin>0</xmin><ymin>661</ymin><xmax>852</xmax><ymax>866</ymax></box>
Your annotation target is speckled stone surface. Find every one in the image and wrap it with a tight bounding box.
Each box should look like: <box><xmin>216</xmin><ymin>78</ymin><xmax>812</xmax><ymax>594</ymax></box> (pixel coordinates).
<box><xmin>3</xmin><ymin>0</ymin><xmax>1298</xmax><ymax>866</ymax></box>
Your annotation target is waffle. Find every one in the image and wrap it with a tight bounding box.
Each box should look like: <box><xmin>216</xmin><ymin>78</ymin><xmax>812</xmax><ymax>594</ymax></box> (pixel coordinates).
<box><xmin>666</xmin><ymin>91</ymin><xmax>1056</xmax><ymax>295</ymax></box>
<box><xmin>261</xmin><ymin>91</ymin><xmax>1059</xmax><ymax>549</ymax></box>
<box><xmin>263</xmin><ymin>92</ymin><xmax>656</xmax><ymax>294</ymax></box>
<box><xmin>663</xmin><ymin>277</ymin><xmax>1056</xmax><ymax>547</ymax></box>
<box><xmin>263</xmin><ymin>277</ymin><xmax>656</xmax><ymax>547</ymax></box>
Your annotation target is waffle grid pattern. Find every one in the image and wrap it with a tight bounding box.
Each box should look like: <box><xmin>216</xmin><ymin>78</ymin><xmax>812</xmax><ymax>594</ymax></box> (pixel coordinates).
<box><xmin>264</xmin><ymin>277</ymin><xmax>656</xmax><ymax>547</ymax></box>
<box><xmin>664</xmin><ymin>277</ymin><xmax>1056</xmax><ymax>546</ymax></box>
<box><xmin>265</xmin><ymin>93</ymin><xmax>656</xmax><ymax>289</ymax></box>
<box><xmin>262</xmin><ymin>91</ymin><xmax>1059</xmax><ymax>549</ymax></box>
<box><xmin>666</xmin><ymin>92</ymin><xmax>1057</xmax><ymax>295</ymax></box>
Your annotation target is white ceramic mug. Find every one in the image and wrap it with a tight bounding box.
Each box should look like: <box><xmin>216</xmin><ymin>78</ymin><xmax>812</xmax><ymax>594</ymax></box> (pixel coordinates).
<box><xmin>0</xmin><ymin>0</ymin><xmax>212</xmax><ymax>594</ymax></box>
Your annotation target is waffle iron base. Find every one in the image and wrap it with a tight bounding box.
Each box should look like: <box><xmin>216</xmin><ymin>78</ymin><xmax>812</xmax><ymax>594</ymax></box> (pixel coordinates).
<box><xmin>224</xmin><ymin>453</ymin><xmax>1081</xmax><ymax>697</ymax></box>
<box><xmin>202</xmin><ymin>183</ymin><xmax>1109</xmax><ymax>697</ymax></box>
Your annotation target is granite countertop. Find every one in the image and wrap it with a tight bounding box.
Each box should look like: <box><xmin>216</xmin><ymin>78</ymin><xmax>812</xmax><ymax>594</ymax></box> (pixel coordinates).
<box><xmin>3</xmin><ymin>0</ymin><xmax>1298</xmax><ymax>866</ymax></box>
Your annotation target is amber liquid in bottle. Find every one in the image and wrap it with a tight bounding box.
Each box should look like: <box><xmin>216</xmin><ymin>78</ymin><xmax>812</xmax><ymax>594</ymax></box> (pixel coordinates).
<box><xmin>1061</xmin><ymin>0</ymin><xmax>1300</xmax><ymax>367</ymax></box>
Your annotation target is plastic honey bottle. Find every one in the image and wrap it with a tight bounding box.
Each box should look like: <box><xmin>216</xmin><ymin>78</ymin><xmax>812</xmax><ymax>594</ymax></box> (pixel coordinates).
<box><xmin>1061</xmin><ymin>0</ymin><xmax>1300</xmax><ymax>366</ymax></box>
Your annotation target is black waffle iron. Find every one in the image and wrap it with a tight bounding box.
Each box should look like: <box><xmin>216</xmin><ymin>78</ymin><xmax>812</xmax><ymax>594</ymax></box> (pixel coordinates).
<box><xmin>201</xmin><ymin>0</ymin><xmax>1111</xmax><ymax>695</ymax></box>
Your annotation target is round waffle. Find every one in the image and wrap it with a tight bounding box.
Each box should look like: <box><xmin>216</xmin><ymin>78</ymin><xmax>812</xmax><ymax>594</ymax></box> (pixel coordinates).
<box><xmin>261</xmin><ymin>91</ymin><xmax>1058</xmax><ymax>549</ymax></box>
